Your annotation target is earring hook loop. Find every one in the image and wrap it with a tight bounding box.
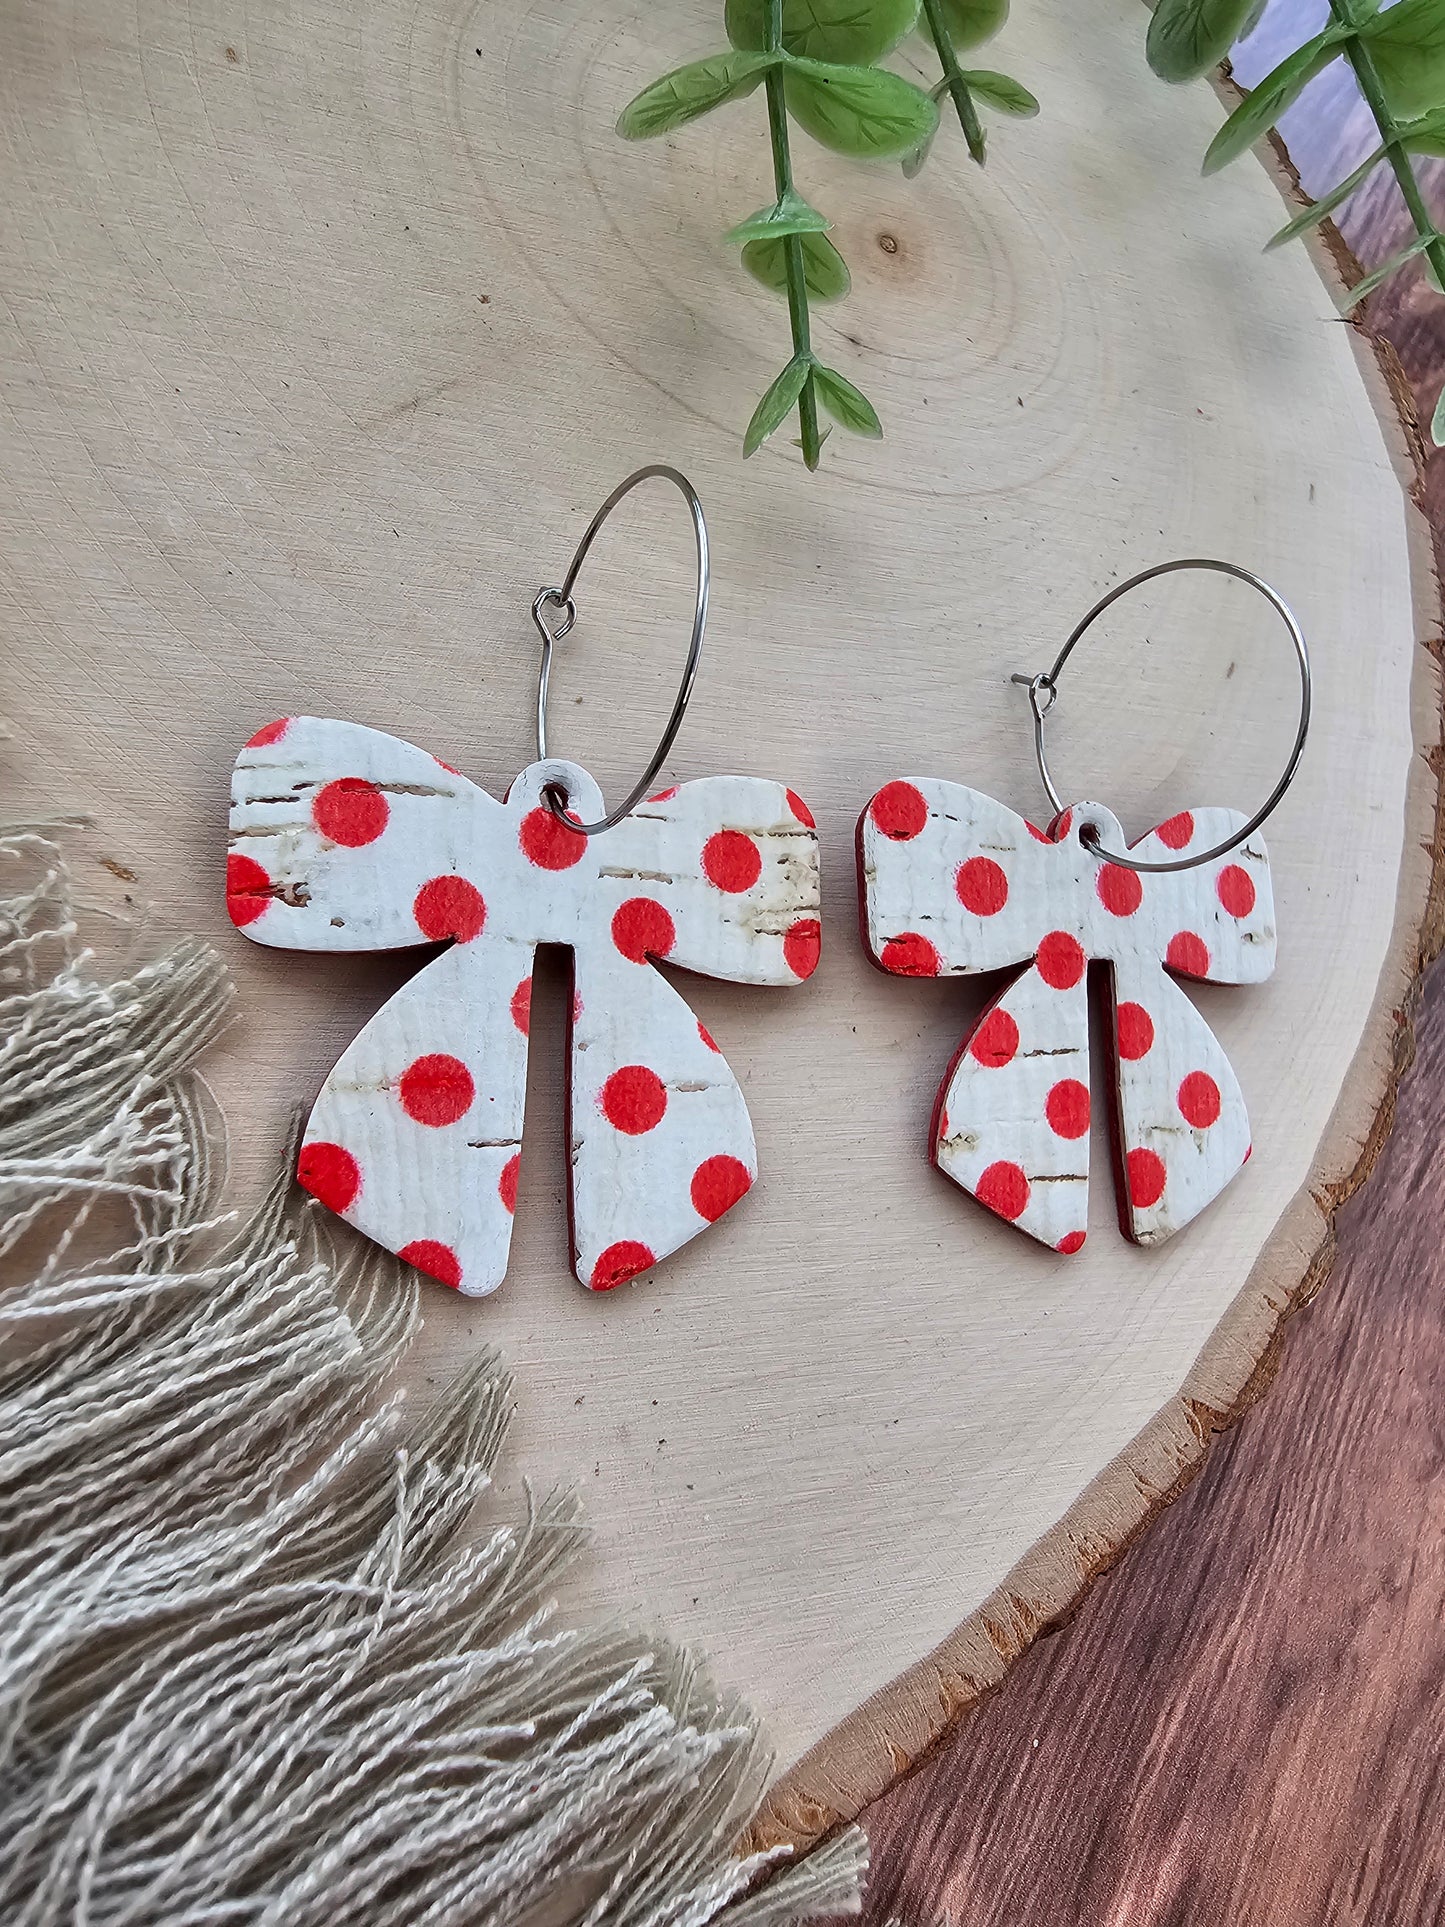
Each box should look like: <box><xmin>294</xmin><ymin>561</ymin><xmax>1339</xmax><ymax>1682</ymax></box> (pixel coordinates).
<box><xmin>1010</xmin><ymin>558</ymin><xmax>1312</xmax><ymax>874</ymax></box>
<box><xmin>533</xmin><ymin>464</ymin><xmax>709</xmax><ymax>835</ymax></box>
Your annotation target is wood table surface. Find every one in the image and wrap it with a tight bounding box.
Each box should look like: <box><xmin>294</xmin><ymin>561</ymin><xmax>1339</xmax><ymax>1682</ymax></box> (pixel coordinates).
<box><xmin>832</xmin><ymin>27</ymin><xmax>1445</xmax><ymax>1927</ymax></box>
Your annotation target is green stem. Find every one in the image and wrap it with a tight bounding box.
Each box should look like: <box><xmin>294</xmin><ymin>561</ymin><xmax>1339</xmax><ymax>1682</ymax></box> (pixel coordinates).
<box><xmin>1328</xmin><ymin>0</ymin><xmax>1445</xmax><ymax>300</ymax></box>
<box><xmin>763</xmin><ymin>0</ymin><xmax>821</xmax><ymax>467</ymax></box>
<box><xmin>919</xmin><ymin>0</ymin><xmax>985</xmax><ymax>165</ymax></box>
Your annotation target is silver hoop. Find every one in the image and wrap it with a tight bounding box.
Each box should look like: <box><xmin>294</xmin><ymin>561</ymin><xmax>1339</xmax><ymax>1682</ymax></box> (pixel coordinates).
<box><xmin>1010</xmin><ymin>559</ymin><xmax>1312</xmax><ymax>874</ymax></box>
<box><xmin>532</xmin><ymin>465</ymin><xmax>709</xmax><ymax>835</ymax></box>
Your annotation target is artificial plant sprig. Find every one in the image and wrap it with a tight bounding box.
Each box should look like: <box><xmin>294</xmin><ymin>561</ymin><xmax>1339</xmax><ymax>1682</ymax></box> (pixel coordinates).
<box><xmin>1146</xmin><ymin>0</ymin><xmax>1445</xmax><ymax>442</ymax></box>
<box><xmin>906</xmin><ymin>0</ymin><xmax>1038</xmax><ymax>179</ymax></box>
<box><xmin>619</xmin><ymin>0</ymin><xmax>940</xmax><ymax>466</ymax></box>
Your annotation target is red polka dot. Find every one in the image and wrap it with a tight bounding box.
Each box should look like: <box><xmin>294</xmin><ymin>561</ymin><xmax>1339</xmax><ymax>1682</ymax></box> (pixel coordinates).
<box><xmin>1097</xmin><ymin>864</ymin><xmax>1143</xmax><ymax>917</ymax></box>
<box><xmin>298</xmin><ymin>1141</ymin><xmax>361</xmax><ymax>1213</ymax></box>
<box><xmin>702</xmin><ymin>830</ymin><xmax>762</xmax><ymax>893</ymax></box>
<box><xmin>1127</xmin><ymin>1147</ymin><xmax>1167</xmax><ymax>1209</ymax></box>
<box><xmin>1217</xmin><ymin>864</ymin><xmax>1256</xmax><ymax>917</ymax></box>
<box><xmin>691</xmin><ymin>1154</ymin><xmax>753</xmax><ymax>1223</ymax></box>
<box><xmin>590</xmin><ymin>1240</ymin><xmax>656</xmax><ymax>1291</ymax></box>
<box><xmin>956</xmin><ymin>857</ymin><xmax>1008</xmax><ymax>916</ymax></box>
<box><xmin>499</xmin><ymin>1153</ymin><xmax>520</xmax><ymax>1214</ymax></box>
<box><xmin>1116</xmin><ymin>1002</ymin><xmax>1155</xmax><ymax>1060</ymax></box>
<box><xmin>245</xmin><ymin>717</ymin><xmax>290</xmax><ymax>748</ymax></box>
<box><xmin>510</xmin><ymin>977</ymin><xmax>532</xmax><ymax>1036</ymax></box>
<box><xmin>313</xmin><ymin>777</ymin><xmax>389</xmax><ymax>847</ymax></box>
<box><xmin>398</xmin><ymin>1239</ymin><xmax>462</xmax><ymax>1289</ymax></box>
<box><xmin>1029</xmin><ymin>808</ymin><xmax>1073</xmax><ymax>843</ymax></box>
<box><xmin>600</xmin><ymin>1065</ymin><xmax>668</xmax><ymax>1134</ymax></box>
<box><xmin>398</xmin><ymin>1053</ymin><xmax>475</xmax><ymax>1127</ymax></box>
<box><xmin>226</xmin><ymin>852</ymin><xmax>273</xmax><ymax>927</ymax></box>
<box><xmin>1157</xmin><ymin>812</ymin><xmax>1195</xmax><ymax>850</ymax></box>
<box><xmin>612</xmin><ymin>897</ymin><xmax>676</xmax><ymax>963</ymax></box>
<box><xmin>698</xmin><ymin>1020</ymin><xmax>720</xmax><ymax>1052</ymax></box>
<box><xmin>1057</xmin><ymin>1230</ymin><xmax>1087</xmax><ymax>1254</ymax></box>
<box><xmin>976</xmin><ymin>1160</ymin><xmax>1030</xmax><ymax>1222</ymax></box>
<box><xmin>1046</xmin><ymin>1078</ymin><xmax>1091</xmax><ymax>1139</ymax></box>
<box><xmin>1037</xmin><ymin>930</ymin><xmax>1085</xmax><ymax>990</ymax></box>
<box><xmin>870</xmin><ymin>781</ymin><xmax>928</xmax><ymax>841</ymax></box>
<box><xmin>1166</xmin><ymin>931</ymin><xmax>1211</xmax><ymax>978</ymax></box>
<box><xmin>786</xmin><ymin>789</ymin><xmax>816</xmax><ymax>828</ymax></box>
<box><xmin>880</xmin><ymin>931</ymin><xmax>940</xmax><ymax>977</ymax></box>
<box><xmin>1177</xmin><ymin>1070</ymin><xmax>1222</xmax><ymax>1128</ymax></box>
<box><xmin>414</xmin><ymin>876</ymin><xmax>487</xmax><ymax>943</ymax></box>
<box><xmin>784</xmin><ymin>917</ymin><xmax>821</xmax><ymax>980</ymax></box>
<box><xmin>970</xmin><ymin>1006</ymin><xmax>1020</xmax><ymax>1068</ymax></box>
<box><xmin>519</xmin><ymin>805</ymin><xmax>586</xmax><ymax>870</ymax></box>
<box><xmin>648</xmin><ymin>786</ymin><xmax>678</xmax><ymax>803</ymax></box>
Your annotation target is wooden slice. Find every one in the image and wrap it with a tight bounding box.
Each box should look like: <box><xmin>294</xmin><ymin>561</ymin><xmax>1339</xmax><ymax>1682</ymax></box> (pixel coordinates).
<box><xmin>0</xmin><ymin>0</ymin><xmax>1433</xmax><ymax>1855</ymax></box>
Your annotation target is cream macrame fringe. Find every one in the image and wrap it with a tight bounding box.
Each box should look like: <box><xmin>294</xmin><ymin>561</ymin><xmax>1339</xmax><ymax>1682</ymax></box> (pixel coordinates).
<box><xmin>0</xmin><ymin>831</ymin><xmax>865</xmax><ymax>1927</ymax></box>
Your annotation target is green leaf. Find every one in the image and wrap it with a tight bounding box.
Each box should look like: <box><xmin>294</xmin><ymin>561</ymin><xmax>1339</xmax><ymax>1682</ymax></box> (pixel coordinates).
<box><xmin>783</xmin><ymin>55</ymin><xmax>939</xmax><ymax>157</ymax></box>
<box><xmin>1360</xmin><ymin>0</ymin><xmax>1445</xmax><ymax>121</ymax></box>
<box><xmin>616</xmin><ymin>51</ymin><xmax>775</xmax><ymax>139</ymax></box>
<box><xmin>812</xmin><ymin>362</ymin><xmax>883</xmax><ymax>437</ymax></box>
<box><xmin>1337</xmin><ymin>229</ymin><xmax>1441</xmax><ymax>311</ymax></box>
<box><xmin>959</xmin><ymin>68</ymin><xmax>1039</xmax><ymax>115</ymax></box>
<box><xmin>727</xmin><ymin>188</ymin><xmax>831</xmax><ymax>244</ymax></box>
<box><xmin>725</xmin><ymin>0</ymin><xmax>920</xmax><ymax>64</ymax></box>
<box><xmin>1432</xmin><ymin>381</ymin><xmax>1445</xmax><ymax>448</ymax></box>
<box><xmin>744</xmin><ymin>354</ymin><xmax>813</xmax><ymax>457</ymax></box>
<box><xmin>1146</xmin><ymin>0</ymin><xmax>1264</xmax><ymax>83</ymax></box>
<box><xmin>901</xmin><ymin>91</ymin><xmax>946</xmax><ymax>176</ymax></box>
<box><xmin>1401</xmin><ymin>107</ymin><xmax>1445</xmax><ymax>158</ymax></box>
<box><xmin>934</xmin><ymin>0</ymin><xmax>1009</xmax><ymax>52</ymax></box>
<box><xmin>742</xmin><ymin>229</ymin><xmax>852</xmax><ymax>300</ymax></box>
<box><xmin>1201</xmin><ymin>26</ymin><xmax>1348</xmax><ymax>173</ymax></box>
<box><xmin>1264</xmin><ymin>145</ymin><xmax>1384</xmax><ymax>248</ymax></box>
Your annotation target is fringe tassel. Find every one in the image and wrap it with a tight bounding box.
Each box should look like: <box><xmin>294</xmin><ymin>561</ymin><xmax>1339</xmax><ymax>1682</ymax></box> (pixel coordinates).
<box><xmin>0</xmin><ymin>833</ymin><xmax>865</xmax><ymax>1927</ymax></box>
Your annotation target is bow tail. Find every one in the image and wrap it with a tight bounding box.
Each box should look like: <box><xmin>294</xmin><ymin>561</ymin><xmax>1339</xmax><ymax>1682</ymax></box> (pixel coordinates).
<box><xmin>298</xmin><ymin>935</ymin><xmax>535</xmax><ymax>1296</ymax></box>
<box><xmin>567</xmin><ymin>949</ymin><xmax>757</xmax><ymax>1292</ymax></box>
<box><xmin>935</xmin><ymin>966</ymin><xmax>1091</xmax><ymax>1253</ymax></box>
<box><xmin>1105</xmin><ymin>957</ymin><xmax>1251</xmax><ymax>1247</ymax></box>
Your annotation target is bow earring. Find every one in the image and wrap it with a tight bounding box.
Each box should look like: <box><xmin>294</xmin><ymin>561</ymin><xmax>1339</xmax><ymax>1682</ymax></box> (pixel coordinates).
<box><xmin>858</xmin><ymin>560</ymin><xmax>1311</xmax><ymax>1253</ymax></box>
<box><xmin>228</xmin><ymin>467</ymin><xmax>822</xmax><ymax>1295</ymax></box>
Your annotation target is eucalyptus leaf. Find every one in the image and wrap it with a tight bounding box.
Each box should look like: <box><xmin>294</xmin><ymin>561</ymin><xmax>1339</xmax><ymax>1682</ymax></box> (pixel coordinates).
<box><xmin>1359</xmin><ymin>0</ymin><xmax>1445</xmax><ymax>122</ymax></box>
<box><xmin>960</xmin><ymin>68</ymin><xmax>1039</xmax><ymax>115</ymax></box>
<box><xmin>744</xmin><ymin>354</ymin><xmax>813</xmax><ymax>456</ymax></box>
<box><xmin>1264</xmin><ymin>145</ymin><xmax>1384</xmax><ymax>248</ymax></box>
<box><xmin>725</xmin><ymin>0</ymin><xmax>920</xmax><ymax>64</ymax></box>
<box><xmin>901</xmin><ymin>119</ymin><xmax>941</xmax><ymax>176</ymax></box>
<box><xmin>784</xmin><ymin>55</ymin><xmax>939</xmax><ymax>157</ymax></box>
<box><xmin>726</xmin><ymin>188</ymin><xmax>830</xmax><ymax>244</ymax></box>
<box><xmin>934</xmin><ymin>0</ymin><xmax>1008</xmax><ymax>52</ymax></box>
<box><xmin>812</xmin><ymin>362</ymin><xmax>883</xmax><ymax>436</ymax></box>
<box><xmin>1201</xmin><ymin>26</ymin><xmax>1348</xmax><ymax>173</ymax></box>
<box><xmin>617</xmin><ymin>50</ymin><xmax>775</xmax><ymax>139</ymax></box>
<box><xmin>742</xmin><ymin>229</ymin><xmax>852</xmax><ymax>300</ymax></box>
<box><xmin>1146</xmin><ymin>0</ymin><xmax>1263</xmax><ymax>83</ymax></box>
<box><xmin>1337</xmin><ymin>229</ymin><xmax>1441</xmax><ymax>311</ymax></box>
<box><xmin>1401</xmin><ymin>108</ymin><xmax>1445</xmax><ymax>158</ymax></box>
